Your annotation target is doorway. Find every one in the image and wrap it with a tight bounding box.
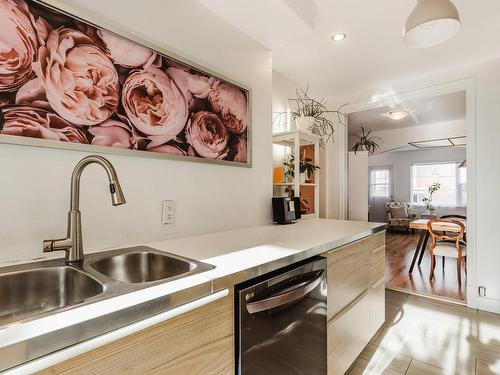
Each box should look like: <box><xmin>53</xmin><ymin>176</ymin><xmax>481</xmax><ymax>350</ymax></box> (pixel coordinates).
<box><xmin>368</xmin><ymin>166</ymin><xmax>393</xmax><ymax>223</ymax></box>
<box><xmin>343</xmin><ymin>79</ymin><xmax>476</xmax><ymax>306</ymax></box>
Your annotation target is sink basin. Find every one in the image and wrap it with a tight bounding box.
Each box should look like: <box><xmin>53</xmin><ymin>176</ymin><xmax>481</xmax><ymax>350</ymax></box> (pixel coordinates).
<box><xmin>0</xmin><ymin>246</ymin><xmax>215</xmax><ymax>372</ymax></box>
<box><xmin>90</xmin><ymin>251</ymin><xmax>198</xmax><ymax>283</ymax></box>
<box><xmin>0</xmin><ymin>266</ymin><xmax>104</xmax><ymax>325</ymax></box>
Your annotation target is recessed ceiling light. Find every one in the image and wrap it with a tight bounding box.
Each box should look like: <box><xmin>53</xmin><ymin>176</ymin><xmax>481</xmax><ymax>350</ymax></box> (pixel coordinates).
<box><xmin>387</xmin><ymin>110</ymin><xmax>409</xmax><ymax>120</ymax></box>
<box><xmin>331</xmin><ymin>33</ymin><xmax>346</xmax><ymax>42</ymax></box>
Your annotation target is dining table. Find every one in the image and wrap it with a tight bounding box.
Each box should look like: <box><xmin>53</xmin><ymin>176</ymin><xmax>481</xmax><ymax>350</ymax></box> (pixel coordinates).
<box><xmin>408</xmin><ymin>218</ymin><xmax>467</xmax><ymax>273</ymax></box>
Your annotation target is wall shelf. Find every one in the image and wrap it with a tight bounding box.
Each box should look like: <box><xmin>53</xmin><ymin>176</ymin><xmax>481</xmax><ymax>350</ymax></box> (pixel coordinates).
<box><xmin>272</xmin><ymin>129</ymin><xmax>321</xmax><ymax>218</ymax></box>
<box><xmin>272</xmin><ymin>130</ymin><xmax>322</xmax><ymax>147</ymax></box>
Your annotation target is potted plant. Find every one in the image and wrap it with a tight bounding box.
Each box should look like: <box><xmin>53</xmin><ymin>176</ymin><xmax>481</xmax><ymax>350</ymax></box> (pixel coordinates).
<box><xmin>290</xmin><ymin>84</ymin><xmax>346</xmax><ymax>142</ymax></box>
<box><xmin>283</xmin><ymin>154</ymin><xmax>296</xmax><ymax>182</ymax></box>
<box><xmin>423</xmin><ymin>182</ymin><xmax>441</xmax><ymax>212</ymax></box>
<box><xmin>350</xmin><ymin>126</ymin><xmax>381</xmax><ymax>154</ymax></box>
<box><xmin>301</xmin><ymin>157</ymin><xmax>320</xmax><ymax>183</ymax></box>
<box><xmin>283</xmin><ymin>154</ymin><xmax>320</xmax><ymax>183</ymax></box>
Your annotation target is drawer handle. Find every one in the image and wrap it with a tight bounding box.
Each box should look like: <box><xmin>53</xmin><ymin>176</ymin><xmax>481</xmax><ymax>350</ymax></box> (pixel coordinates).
<box><xmin>371</xmin><ymin>245</ymin><xmax>385</xmax><ymax>254</ymax></box>
<box><xmin>246</xmin><ymin>271</ymin><xmax>324</xmax><ymax>314</ymax></box>
<box><xmin>330</xmin><ymin>288</ymin><xmax>370</xmax><ymax>324</ymax></box>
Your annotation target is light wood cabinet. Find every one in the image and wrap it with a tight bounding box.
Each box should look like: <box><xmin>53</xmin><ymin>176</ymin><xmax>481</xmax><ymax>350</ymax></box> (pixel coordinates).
<box><xmin>37</xmin><ymin>294</ymin><xmax>234</xmax><ymax>375</ymax></box>
<box><xmin>327</xmin><ymin>289</ymin><xmax>371</xmax><ymax>375</ymax></box>
<box><xmin>369</xmin><ymin>278</ymin><xmax>386</xmax><ymax>339</ymax></box>
<box><xmin>325</xmin><ymin>231</ymin><xmax>385</xmax><ymax>321</ymax></box>
<box><xmin>323</xmin><ymin>231</ymin><xmax>386</xmax><ymax>375</ymax></box>
<box><xmin>370</xmin><ymin>245</ymin><xmax>386</xmax><ymax>285</ymax></box>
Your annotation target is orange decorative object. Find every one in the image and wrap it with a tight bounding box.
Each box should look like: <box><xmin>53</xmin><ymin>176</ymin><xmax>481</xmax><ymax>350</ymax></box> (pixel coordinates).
<box><xmin>273</xmin><ymin>167</ymin><xmax>284</xmax><ymax>183</ymax></box>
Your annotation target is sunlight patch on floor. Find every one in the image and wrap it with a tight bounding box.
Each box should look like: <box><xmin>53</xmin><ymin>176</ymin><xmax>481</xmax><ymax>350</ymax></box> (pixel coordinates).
<box><xmin>347</xmin><ymin>290</ymin><xmax>500</xmax><ymax>375</ymax></box>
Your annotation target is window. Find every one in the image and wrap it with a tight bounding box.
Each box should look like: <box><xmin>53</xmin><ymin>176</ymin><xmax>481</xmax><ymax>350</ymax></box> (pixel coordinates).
<box><xmin>411</xmin><ymin>162</ymin><xmax>467</xmax><ymax>207</ymax></box>
<box><xmin>370</xmin><ymin>168</ymin><xmax>391</xmax><ymax>198</ymax></box>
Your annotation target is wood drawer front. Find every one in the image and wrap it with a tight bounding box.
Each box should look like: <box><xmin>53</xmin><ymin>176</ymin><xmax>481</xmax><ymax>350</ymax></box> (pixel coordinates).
<box><xmin>369</xmin><ymin>279</ymin><xmax>385</xmax><ymax>339</ymax></box>
<box><xmin>37</xmin><ymin>295</ymin><xmax>234</xmax><ymax>375</ymax></box>
<box><xmin>326</xmin><ymin>233</ymin><xmax>384</xmax><ymax>321</ymax></box>
<box><xmin>327</xmin><ymin>291</ymin><xmax>371</xmax><ymax>375</ymax></box>
<box><xmin>370</xmin><ymin>245</ymin><xmax>385</xmax><ymax>286</ymax></box>
<box><xmin>145</xmin><ymin>335</ymin><xmax>234</xmax><ymax>375</ymax></box>
<box><xmin>324</xmin><ymin>231</ymin><xmax>385</xmax><ymax>258</ymax></box>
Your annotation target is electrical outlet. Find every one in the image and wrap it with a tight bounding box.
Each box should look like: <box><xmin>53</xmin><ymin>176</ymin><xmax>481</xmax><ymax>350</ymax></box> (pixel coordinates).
<box><xmin>162</xmin><ymin>200</ymin><xmax>176</xmax><ymax>224</ymax></box>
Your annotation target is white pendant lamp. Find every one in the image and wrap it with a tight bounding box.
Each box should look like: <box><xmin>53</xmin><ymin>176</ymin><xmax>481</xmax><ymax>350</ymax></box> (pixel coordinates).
<box><xmin>403</xmin><ymin>0</ymin><xmax>461</xmax><ymax>48</ymax></box>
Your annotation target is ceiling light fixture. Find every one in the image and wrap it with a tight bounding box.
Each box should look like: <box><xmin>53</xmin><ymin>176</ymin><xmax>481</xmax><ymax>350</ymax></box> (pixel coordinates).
<box><xmin>387</xmin><ymin>110</ymin><xmax>409</xmax><ymax>120</ymax></box>
<box><xmin>403</xmin><ymin>0</ymin><xmax>461</xmax><ymax>48</ymax></box>
<box><xmin>331</xmin><ymin>33</ymin><xmax>346</xmax><ymax>42</ymax></box>
<box><xmin>408</xmin><ymin>136</ymin><xmax>466</xmax><ymax>149</ymax></box>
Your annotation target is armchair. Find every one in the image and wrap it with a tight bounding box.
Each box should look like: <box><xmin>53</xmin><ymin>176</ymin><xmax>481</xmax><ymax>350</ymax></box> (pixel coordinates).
<box><xmin>385</xmin><ymin>202</ymin><xmax>416</xmax><ymax>233</ymax></box>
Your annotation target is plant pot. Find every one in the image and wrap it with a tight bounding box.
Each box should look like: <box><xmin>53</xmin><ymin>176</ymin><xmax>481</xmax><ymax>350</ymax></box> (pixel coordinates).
<box><xmin>300</xmin><ymin>173</ymin><xmax>306</xmax><ymax>184</ymax></box>
<box><xmin>295</xmin><ymin>116</ymin><xmax>315</xmax><ymax>132</ymax></box>
<box><xmin>284</xmin><ymin>173</ymin><xmax>293</xmax><ymax>183</ymax></box>
<box><xmin>424</xmin><ymin>207</ymin><xmax>435</xmax><ymax>216</ymax></box>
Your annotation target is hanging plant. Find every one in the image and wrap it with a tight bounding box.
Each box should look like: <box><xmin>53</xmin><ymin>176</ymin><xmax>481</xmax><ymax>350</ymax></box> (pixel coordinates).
<box><xmin>350</xmin><ymin>126</ymin><xmax>381</xmax><ymax>154</ymax></box>
<box><xmin>289</xmin><ymin>83</ymin><xmax>347</xmax><ymax>142</ymax></box>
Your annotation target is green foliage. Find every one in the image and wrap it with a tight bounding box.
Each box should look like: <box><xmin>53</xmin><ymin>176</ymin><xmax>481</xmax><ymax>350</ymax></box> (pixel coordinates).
<box><xmin>301</xmin><ymin>157</ymin><xmax>320</xmax><ymax>179</ymax></box>
<box><xmin>422</xmin><ymin>182</ymin><xmax>441</xmax><ymax>210</ymax></box>
<box><xmin>283</xmin><ymin>154</ymin><xmax>320</xmax><ymax>180</ymax></box>
<box><xmin>283</xmin><ymin>154</ymin><xmax>295</xmax><ymax>180</ymax></box>
<box><xmin>289</xmin><ymin>83</ymin><xmax>346</xmax><ymax>143</ymax></box>
<box><xmin>350</xmin><ymin>126</ymin><xmax>381</xmax><ymax>154</ymax></box>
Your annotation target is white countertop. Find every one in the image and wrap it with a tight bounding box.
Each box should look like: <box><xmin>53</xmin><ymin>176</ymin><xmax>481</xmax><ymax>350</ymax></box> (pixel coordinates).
<box><xmin>1</xmin><ymin>218</ymin><xmax>385</xmax><ymax>374</ymax></box>
<box><xmin>147</xmin><ymin>218</ymin><xmax>385</xmax><ymax>281</ymax></box>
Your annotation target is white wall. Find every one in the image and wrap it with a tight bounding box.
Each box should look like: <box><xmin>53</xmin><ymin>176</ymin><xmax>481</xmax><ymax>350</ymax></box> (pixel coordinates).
<box><xmin>330</xmin><ymin>57</ymin><xmax>500</xmax><ymax>312</ymax></box>
<box><xmin>272</xmin><ymin>70</ymin><xmax>296</xmax><ymax>166</ymax></box>
<box><xmin>0</xmin><ymin>0</ymin><xmax>272</xmax><ymax>264</ymax></box>
<box><xmin>326</xmin><ymin>108</ymin><xmax>349</xmax><ymax>219</ymax></box>
<box><xmin>272</xmin><ymin>70</ymin><xmax>297</xmax><ymax>124</ymax></box>
<box><xmin>348</xmin><ymin>151</ymin><xmax>368</xmax><ymax>221</ymax></box>
<box><xmin>368</xmin><ymin>147</ymin><xmax>467</xmax><ymax>217</ymax></box>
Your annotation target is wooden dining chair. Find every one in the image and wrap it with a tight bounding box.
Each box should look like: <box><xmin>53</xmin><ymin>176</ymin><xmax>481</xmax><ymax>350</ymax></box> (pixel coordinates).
<box><xmin>427</xmin><ymin>219</ymin><xmax>467</xmax><ymax>285</ymax></box>
<box><xmin>439</xmin><ymin>214</ymin><xmax>467</xmax><ymax>242</ymax></box>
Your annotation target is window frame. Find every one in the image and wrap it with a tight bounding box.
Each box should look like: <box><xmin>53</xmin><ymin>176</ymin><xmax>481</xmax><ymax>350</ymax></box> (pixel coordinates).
<box><xmin>410</xmin><ymin>160</ymin><xmax>467</xmax><ymax>208</ymax></box>
<box><xmin>369</xmin><ymin>166</ymin><xmax>393</xmax><ymax>199</ymax></box>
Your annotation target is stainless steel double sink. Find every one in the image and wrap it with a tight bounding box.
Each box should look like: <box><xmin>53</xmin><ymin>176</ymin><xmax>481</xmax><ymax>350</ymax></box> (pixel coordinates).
<box><xmin>0</xmin><ymin>246</ymin><xmax>214</xmax><ymax>328</ymax></box>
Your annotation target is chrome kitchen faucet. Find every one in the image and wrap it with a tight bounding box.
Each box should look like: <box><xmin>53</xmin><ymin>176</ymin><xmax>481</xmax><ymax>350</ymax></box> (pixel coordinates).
<box><xmin>43</xmin><ymin>155</ymin><xmax>126</xmax><ymax>263</ymax></box>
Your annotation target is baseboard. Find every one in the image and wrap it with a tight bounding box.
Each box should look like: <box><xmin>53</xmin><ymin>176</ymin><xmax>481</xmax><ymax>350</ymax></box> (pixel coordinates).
<box><xmin>470</xmin><ymin>295</ymin><xmax>500</xmax><ymax>314</ymax></box>
<box><xmin>387</xmin><ymin>285</ymin><xmax>500</xmax><ymax>314</ymax></box>
<box><xmin>386</xmin><ymin>285</ymin><xmax>466</xmax><ymax>306</ymax></box>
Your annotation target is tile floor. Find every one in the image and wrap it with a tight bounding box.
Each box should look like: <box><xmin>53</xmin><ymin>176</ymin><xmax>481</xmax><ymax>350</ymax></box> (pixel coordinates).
<box><xmin>347</xmin><ymin>290</ymin><xmax>500</xmax><ymax>375</ymax></box>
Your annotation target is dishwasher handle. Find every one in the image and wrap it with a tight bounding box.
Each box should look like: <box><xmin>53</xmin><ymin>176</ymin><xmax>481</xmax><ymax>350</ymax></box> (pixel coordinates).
<box><xmin>246</xmin><ymin>270</ymin><xmax>324</xmax><ymax>314</ymax></box>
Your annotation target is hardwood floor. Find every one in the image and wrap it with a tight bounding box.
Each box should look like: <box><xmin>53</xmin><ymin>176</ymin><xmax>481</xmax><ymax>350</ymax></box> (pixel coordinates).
<box><xmin>347</xmin><ymin>290</ymin><xmax>500</xmax><ymax>375</ymax></box>
<box><xmin>385</xmin><ymin>231</ymin><xmax>466</xmax><ymax>303</ymax></box>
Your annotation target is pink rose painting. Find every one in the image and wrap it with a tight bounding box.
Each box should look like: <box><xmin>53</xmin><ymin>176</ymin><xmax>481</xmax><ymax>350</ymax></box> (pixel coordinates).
<box><xmin>0</xmin><ymin>0</ymin><xmax>249</xmax><ymax>165</ymax></box>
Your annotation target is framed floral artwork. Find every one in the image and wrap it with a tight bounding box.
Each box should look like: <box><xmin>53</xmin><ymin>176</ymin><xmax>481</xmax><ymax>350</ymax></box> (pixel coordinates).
<box><xmin>0</xmin><ymin>0</ymin><xmax>251</xmax><ymax>166</ymax></box>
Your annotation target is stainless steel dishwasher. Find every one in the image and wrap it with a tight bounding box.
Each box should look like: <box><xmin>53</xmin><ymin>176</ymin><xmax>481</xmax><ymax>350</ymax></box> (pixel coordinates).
<box><xmin>236</xmin><ymin>257</ymin><xmax>327</xmax><ymax>375</ymax></box>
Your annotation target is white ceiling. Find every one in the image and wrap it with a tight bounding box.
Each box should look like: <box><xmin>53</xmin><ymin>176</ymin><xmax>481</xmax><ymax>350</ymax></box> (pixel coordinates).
<box><xmin>196</xmin><ymin>0</ymin><xmax>315</xmax><ymax>50</ymax></box>
<box><xmin>199</xmin><ymin>0</ymin><xmax>500</xmax><ymax>97</ymax></box>
<box><xmin>348</xmin><ymin>90</ymin><xmax>466</xmax><ymax>134</ymax></box>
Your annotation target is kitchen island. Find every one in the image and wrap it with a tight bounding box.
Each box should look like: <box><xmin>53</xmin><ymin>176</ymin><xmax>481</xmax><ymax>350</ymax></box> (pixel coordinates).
<box><xmin>0</xmin><ymin>218</ymin><xmax>386</xmax><ymax>374</ymax></box>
